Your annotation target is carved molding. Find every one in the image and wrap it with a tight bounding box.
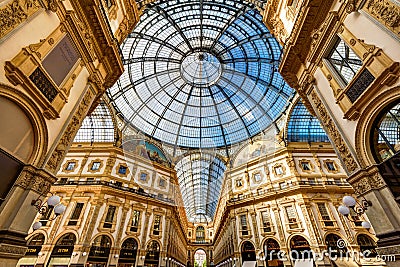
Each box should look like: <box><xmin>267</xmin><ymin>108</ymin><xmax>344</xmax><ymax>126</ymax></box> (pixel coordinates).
<box><xmin>310</xmin><ymin>91</ymin><xmax>359</xmax><ymax>174</ymax></box>
<box><xmin>14</xmin><ymin>166</ymin><xmax>56</xmax><ymax>195</ymax></box>
<box><xmin>0</xmin><ymin>0</ymin><xmax>41</xmax><ymax>40</ymax></box>
<box><xmin>45</xmin><ymin>88</ymin><xmax>95</xmax><ymax>173</ymax></box>
<box><xmin>363</xmin><ymin>0</ymin><xmax>400</xmax><ymax>39</ymax></box>
<box><xmin>0</xmin><ymin>243</ymin><xmax>27</xmax><ymax>257</ymax></box>
<box><xmin>350</xmin><ymin>171</ymin><xmax>386</xmax><ymax>195</ymax></box>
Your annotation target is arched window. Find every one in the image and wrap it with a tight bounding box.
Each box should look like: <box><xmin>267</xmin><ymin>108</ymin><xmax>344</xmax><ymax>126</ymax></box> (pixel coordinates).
<box><xmin>289</xmin><ymin>235</ymin><xmax>312</xmax><ymax>260</ymax></box>
<box><xmin>88</xmin><ymin>235</ymin><xmax>112</xmax><ymax>263</ymax></box>
<box><xmin>27</xmin><ymin>233</ymin><xmax>45</xmax><ymax>246</ymax></box>
<box><xmin>357</xmin><ymin>234</ymin><xmax>377</xmax><ymax>258</ymax></box>
<box><xmin>50</xmin><ymin>233</ymin><xmax>76</xmax><ymax>258</ymax></box>
<box><xmin>264</xmin><ymin>239</ymin><xmax>283</xmax><ymax>267</ymax></box>
<box><xmin>196</xmin><ymin>226</ymin><xmax>205</xmax><ymax>241</ymax></box>
<box><xmin>145</xmin><ymin>240</ymin><xmax>160</xmax><ymax>263</ymax></box>
<box><xmin>241</xmin><ymin>241</ymin><xmax>256</xmax><ymax>262</ymax></box>
<box><xmin>371</xmin><ymin>102</ymin><xmax>400</xmax><ymax>162</ymax></box>
<box><xmin>120</xmin><ymin>238</ymin><xmax>138</xmax><ymax>265</ymax></box>
<box><xmin>325</xmin><ymin>234</ymin><xmax>347</xmax><ymax>257</ymax></box>
<box><xmin>25</xmin><ymin>233</ymin><xmax>45</xmax><ymax>256</ymax></box>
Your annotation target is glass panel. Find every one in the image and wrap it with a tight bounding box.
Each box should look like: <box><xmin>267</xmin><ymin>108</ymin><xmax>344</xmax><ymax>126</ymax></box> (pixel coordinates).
<box><xmin>327</xmin><ymin>38</ymin><xmax>363</xmax><ymax>84</ymax></box>
<box><xmin>287</xmin><ymin>101</ymin><xmax>330</xmax><ymax>142</ymax></box>
<box><xmin>106</xmin><ymin>0</ymin><xmax>295</xmax><ymax>149</ymax></box>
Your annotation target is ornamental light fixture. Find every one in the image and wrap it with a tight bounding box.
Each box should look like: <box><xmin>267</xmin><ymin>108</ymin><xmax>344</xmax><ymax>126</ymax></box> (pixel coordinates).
<box><xmin>31</xmin><ymin>194</ymin><xmax>66</xmax><ymax>230</ymax></box>
<box><xmin>337</xmin><ymin>195</ymin><xmax>372</xmax><ymax>229</ymax></box>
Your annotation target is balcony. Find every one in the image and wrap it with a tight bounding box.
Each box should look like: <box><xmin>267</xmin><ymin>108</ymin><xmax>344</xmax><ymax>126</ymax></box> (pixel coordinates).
<box><xmin>54</xmin><ymin>180</ymin><xmax>175</xmax><ymax>204</ymax></box>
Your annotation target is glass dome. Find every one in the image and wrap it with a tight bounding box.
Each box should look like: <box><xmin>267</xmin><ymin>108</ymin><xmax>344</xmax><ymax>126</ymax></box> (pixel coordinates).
<box><xmin>74</xmin><ymin>101</ymin><xmax>115</xmax><ymax>143</ymax></box>
<box><xmin>107</xmin><ymin>0</ymin><xmax>295</xmax><ymax>149</ymax></box>
<box><xmin>287</xmin><ymin>101</ymin><xmax>330</xmax><ymax>143</ymax></box>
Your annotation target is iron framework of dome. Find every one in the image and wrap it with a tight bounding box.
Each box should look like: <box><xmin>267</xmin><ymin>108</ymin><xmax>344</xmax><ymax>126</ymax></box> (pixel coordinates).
<box><xmin>107</xmin><ymin>0</ymin><xmax>295</xmax><ymax>149</ymax></box>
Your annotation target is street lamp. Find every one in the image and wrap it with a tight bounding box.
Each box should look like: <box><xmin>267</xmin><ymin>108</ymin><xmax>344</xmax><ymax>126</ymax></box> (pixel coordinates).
<box><xmin>337</xmin><ymin>195</ymin><xmax>372</xmax><ymax>229</ymax></box>
<box><xmin>31</xmin><ymin>194</ymin><xmax>66</xmax><ymax>230</ymax></box>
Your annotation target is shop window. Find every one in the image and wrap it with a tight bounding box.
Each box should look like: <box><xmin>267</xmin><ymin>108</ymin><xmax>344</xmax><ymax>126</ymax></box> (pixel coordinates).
<box><xmin>357</xmin><ymin>234</ymin><xmax>377</xmax><ymax>257</ymax></box>
<box><xmin>103</xmin><ymin>205</ymin><xmax>116</xmax><ymax>228</ymax></box>
<box><xmin>68</xmin><ymin>203</ymin><xmax>84</xmax><ymax>226</ymax></box>
<box><xmin>317</xmin><ymin>203</ymin><xmax>334</xmax><ymax>227</ymax></box>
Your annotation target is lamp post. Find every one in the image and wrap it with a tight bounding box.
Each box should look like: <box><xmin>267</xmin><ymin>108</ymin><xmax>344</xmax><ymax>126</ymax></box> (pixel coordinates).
<box><xmin>31</xmin><ymin>194</ymin><xmax>66</xmax><ymax>230</ymax></box>
<box><xmin>337</xmin><ymin>196</ymin><xmax>372</xmax><ymax>230</ymax></box>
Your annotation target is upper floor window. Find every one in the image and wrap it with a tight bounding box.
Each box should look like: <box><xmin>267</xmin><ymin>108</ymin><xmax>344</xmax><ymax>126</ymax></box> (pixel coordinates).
<box><xmin>140</xmin><ymin>172</ymin><xmax>148</xmax><ymax>182</ymax></box>
<box><xmin>118</xmin><ymin>165</ymin><xmax>127</xmax><ymax>175</ymax></box>
<box><xmin>327</xmin><ymin>38</ymin><xmax>363</xmax><ymax>85</ymax></box>
<box><xmin>68</xmin><ymin>203</ymin><xmax>84</xmax><ymax>226</ymax></box>
<box><xmin>317</xmin><ymin>203</ymin><xmax>334</xmax><ymax>227</ymax></box>
<box><xmin>372</xmin><ymin>102</ymin><xmax>400</xmax><ymax>162</ymax></box>
<box><xmin>159</xmin><ymin>178</ymin><xmax>166</xmax><ymax>187</ymax></box>
<box><xmin>105</xmin><ymin>0</ymin><xmax>114</xmax><ymax>8</ymax></box>
<box><xmin>196</xmin><ymin>226</ymin><xmax>205</xmax><ymax>241</ymax></box>
<box><xmin>285</xmin><ymin>206</ymin><xmax>299</xmax><ymax>229</ymax></box>
<box><xmin>66</xmin><ymin>162</ymin><xmax>76</xmax><ymax>171</ymax></box>
<box><xmin>261</xmin><ymin>211</ymin><xmax>272</xmax><ymax>232</ymax></box>
<box><xmin>300</xmin><ymin>160</ymin><xmax>312</xmax><ymax>171</ymax></box>
<box><xmin>153</xmin><ymin>215</ymin><xmax>161</xmax><ymax>235</ymax></box>
<box><xmin>130</xmin><ymin>210</ymin><xmax>141</xmax><ymax>232</ymax></box>
<box><xmin>253</xmin><ymin>173</ymin><xmax>262</xmax><ymax>182</ymax></box>
<box><xmin>324</xmin><ymin>160</ymin><xmax>337</xmax><ymax>171</ymax></box>
<box><xmin>240</xmin><ymin>214</ymin><xmax>249</xmax><ymax>235</ymax></box>
<box><xmin>103</xmin><ymin>205</ymin><xmax>116</xmax><ymax>228</ymax></box>
<box><xmin>91</xmin><ymin>162</ymin><xmax>101</xmax><ymax>171</ymax></box>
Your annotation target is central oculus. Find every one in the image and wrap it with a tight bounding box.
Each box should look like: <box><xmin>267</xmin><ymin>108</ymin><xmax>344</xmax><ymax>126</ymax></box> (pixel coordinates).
<box><xmin>180</xmin><ymin>52</ymin><xmax>222</xmax><ymax>86</ymax></box>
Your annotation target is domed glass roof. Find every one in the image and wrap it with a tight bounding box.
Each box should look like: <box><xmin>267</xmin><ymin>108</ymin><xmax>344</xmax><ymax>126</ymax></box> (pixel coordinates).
<box><xmin>287</xmin><ymin>101</ymin><xmax>330</xmax><ymax>143</ymax></box>
<box><xmin>107</xmin><ymin>0</ymin><xmax>295</xmax><ymax>149</ymax></box>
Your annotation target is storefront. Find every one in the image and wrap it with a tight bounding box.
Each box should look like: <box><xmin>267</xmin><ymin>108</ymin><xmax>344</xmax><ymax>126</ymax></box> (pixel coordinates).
<box><xmin>18</xmin><ymin>233</ymin><xmax>45</xmax><ymax>267</ymax></box>
<box><xmin>144</xmin><ymin>240</ymin><xmax>160</xmax><ymax>267</ymax></box>
<box><xmin>86</xmin><ymin>235</ymin><xmax>111</xmax><ymax>267</ymax></box>
<box><xmin>47</xmin><ymin>233</ymin><xmax>76</xmax><ymax>267</ymax></box>
<box><xmin>118</xmin><ymin>238</ymin><xmax>138</xmax><ymax>267</ymax></box>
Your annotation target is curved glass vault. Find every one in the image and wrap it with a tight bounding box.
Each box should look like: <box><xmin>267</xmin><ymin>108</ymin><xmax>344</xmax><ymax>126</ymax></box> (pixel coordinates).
<box><xmin>107</xmin><ymin>0</ymin><xmax>296</xmax><ymax>222</ymax></box>
<box><xmin>107</xmin><ymin>0</ymin><xmax>295</xmax><ymax>149</ymax></box>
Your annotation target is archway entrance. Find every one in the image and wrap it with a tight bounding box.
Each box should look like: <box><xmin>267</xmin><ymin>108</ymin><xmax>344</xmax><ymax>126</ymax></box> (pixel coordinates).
<box><xmin>48</xmin><ymin>233</ymin><xmax>76</xmax><ymax>267</ymax></box>
<box><xmin>289</xmin><ymin>236</ymin><xmax>313</xmax><ymax>267</ymax></box>
<box><xmin>194</xmin><ymin>249</ymin><xmax>207</xmax><ymax>267</ymax></box>
<box><xmin>264</xmin><ymin>239</ymin><xmax>283</xmax><ymax>267</ymax></box>
<box><xmin>87</xmin><ymin>235</ymin><xmax>111</xmax><ymax>267</ymax></box>
<box><xmin>118</xmin><ymin>238</ymin><xmax>138</xmax><ymax>267</ymax></box>
<box><xmin>241</xmin><ymin>241</ymin><xmax>256</xmax><ymax>264</ymax></box>
<box><xmin>144</xmin><ymin>240</ymin><xmax>160</xmax><ymax>267</ymax></box>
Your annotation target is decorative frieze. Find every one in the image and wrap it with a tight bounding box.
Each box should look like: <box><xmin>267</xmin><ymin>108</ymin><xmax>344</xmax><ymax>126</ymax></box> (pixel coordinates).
<box><xmin>351</xmin><ymin>172</ymin><xmax>386</xmax><ymax>195</ymax></box>
<box><xmin>310</xmin><ymin>91</ymin><xmax>359</xmax><ymax>174</ymax></box>
<box><xmin>0</xmin><ymin>0</ymin><xmax>41</xmax><ymax>40</ymax></box>
<box><xmin>364</xmin><ymin>0</ymin><xmax>400</xmax><ymax>39</ymax></box>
